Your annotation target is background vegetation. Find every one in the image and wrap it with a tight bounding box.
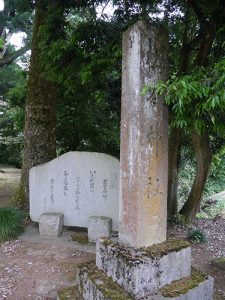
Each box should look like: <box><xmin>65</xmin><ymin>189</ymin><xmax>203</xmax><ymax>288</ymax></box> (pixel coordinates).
<box><xmin>0</xmin><ymin>0</ymin><xmax>224</xmax><ymax>220</ymax></box>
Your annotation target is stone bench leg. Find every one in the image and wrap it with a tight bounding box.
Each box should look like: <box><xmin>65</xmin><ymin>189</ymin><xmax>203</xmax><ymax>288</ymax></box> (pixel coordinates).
<box><xmin>39</xmin><ymin>213</ymin><xmax>64</xmax><ymax>237</ymax></box>
<box><xmin>88</xmin><ymin>216</ymin><xmax>112</xmax><ymax>243</ymax></box>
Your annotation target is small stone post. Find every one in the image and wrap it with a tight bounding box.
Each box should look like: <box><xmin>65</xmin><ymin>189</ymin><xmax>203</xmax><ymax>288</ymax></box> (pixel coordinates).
<box><xmin>119</xmin><ymin>21</ymin><xmax>169</xmax><ymax>248</ymax></box>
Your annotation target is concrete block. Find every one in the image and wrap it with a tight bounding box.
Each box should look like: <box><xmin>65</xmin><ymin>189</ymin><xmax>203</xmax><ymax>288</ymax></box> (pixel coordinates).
<box><xmin>88</xmin><ymin>216</ymin><xmax>112</xmax><ymax>243</ymax></box>
<box><xmin>39</xmin><ymin>213</ymin><xmax>64</xmax><ymax>237</ymax></box>
<box><xmin>96</xmin><ymin>239</ymin><xmax>191</xmax><ymax>298</ymax></box>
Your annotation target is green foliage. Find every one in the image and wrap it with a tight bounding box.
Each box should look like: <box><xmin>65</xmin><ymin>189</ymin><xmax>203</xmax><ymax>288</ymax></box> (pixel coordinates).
<box><xmin>38</xmin><ymin>6</ymin><xmax>122</xmax><ymax>156</ymax></box>
<box><xmin>168</xmin><ymin>213</ymin><xmax>186</xmax><ymax>225</ymax></box>
<box><xmin>187</xmin><ymin>228</ymin><xmax>207</xmax><ymax>244</ymax></box>
<box><xmin>197</xmin><ymin>198</ymin><xmax>225</xmax><ymax>219</ymax></box>
<box><xmin>0</xmin><ymin>38</ymin><xmax>4</xmax><ymax>51</ymax></box>
<box><xmin>178</xmin><ymin>146</ymin><xmax>225</xmax><ymax>211</ymax></box>
<box><xmin>0</xmin><ymin>207</ymin><xmax>25</xmax><ymax>241</ymax></box>
<box><xmin>0</xmin><ymin>64</ymin><xmax>26</xmax><ymax>167</ymax></box>
<box><xmin>155</xmin><ymin>58</ymin><xmax>225</xmax><ymax>134</ymax></box>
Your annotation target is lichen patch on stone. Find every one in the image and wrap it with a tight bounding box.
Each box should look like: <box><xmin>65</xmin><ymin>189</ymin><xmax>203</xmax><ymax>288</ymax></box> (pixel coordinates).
<box><xmin>79</xmin><ymin>262</ymin><xmax>134</xmax><ymax>299</ymax></box>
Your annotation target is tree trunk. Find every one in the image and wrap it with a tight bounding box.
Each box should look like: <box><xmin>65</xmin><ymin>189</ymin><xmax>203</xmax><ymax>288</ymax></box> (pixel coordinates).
<box><xmin>167</xmin><ymin>127</ymin><xmax>182</xmax><ymax>218</ymax></box>
<box><xmin>14</xmin><ymin>1</ymin><xmax>57</xmax><ymax>209</ymax></box>
<box><xmin>180</xmin><ymin>131</ymin><xmax>211</xmax><ymax>222</ymax></box>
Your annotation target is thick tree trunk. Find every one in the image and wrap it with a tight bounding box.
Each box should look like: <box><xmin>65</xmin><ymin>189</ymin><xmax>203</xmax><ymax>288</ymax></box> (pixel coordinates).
<box><xmin>14</xmin><ymin>1</ymin><xmax>56</xmax><ymax>209</ymax></box>
<box><xmin>180</xmin><ymin>131</ymin><xmax>211</xmax><ymax>222</ymax></box>
<box><xmin>167</xmin><ymin>127</ymin><xmax>182</xmax><ymax>218</ymax></box>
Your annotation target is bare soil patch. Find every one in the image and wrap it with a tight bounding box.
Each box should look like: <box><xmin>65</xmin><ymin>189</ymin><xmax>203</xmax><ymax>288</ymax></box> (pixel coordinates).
<box><xmin>0</xmin><ymin>167</ymin><xmax>21</xmax><ymax>207</ymax></box>
<box><xmin>0</xmin><ymin>239</ymin><xmax>95</xmax><ymax>300</ymax></box>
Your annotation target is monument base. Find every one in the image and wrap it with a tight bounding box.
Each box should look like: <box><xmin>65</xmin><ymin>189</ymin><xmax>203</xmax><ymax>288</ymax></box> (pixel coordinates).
<box><xmin>69</xmin><ymin>238</ymin><xmax>214</xmax><ymax>300</ymax></box>
<box><xmin>88</xmin><ymin>216</ymin><xmax>112</xmax><ymax>243</ymax></box>
<box><xmin>96</xmin><ymin>238</ymin><xmax>191</xmax><ymax>298</ymax></box>
<box><xmin>75</xmin><ymin>262</ymin><xmax>213</xmax><ymax>300</ymax></box>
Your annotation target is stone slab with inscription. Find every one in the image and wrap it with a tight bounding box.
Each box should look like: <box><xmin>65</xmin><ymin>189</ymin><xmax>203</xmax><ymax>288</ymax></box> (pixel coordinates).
<box><xmin>29</xmin><ymin>152</ymin><xmax>120</xmax><ymax>231</ymax></box>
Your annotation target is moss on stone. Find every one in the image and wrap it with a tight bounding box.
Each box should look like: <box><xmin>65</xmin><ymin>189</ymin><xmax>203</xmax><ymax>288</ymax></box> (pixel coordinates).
<box><xmin>143</xmin><ymin>239</ymin><xmax>191</xmax><ymax>258</ymax></box>
<box><xmin>71</xmin><ymin>232</ymin><xmax>88</xmax><ymax>244</ymax></box>
<box><xmin>100</xmin><ymin>239</ymin><xmax>190</xmax><ymax>267</ymax></box>
<box><xmin>211</xmin><ymin>257</ymin><xmax>225</xmax><ymax>270</ymax></box>
<box><xmin>79</xmin><ymin>262</ymin><xmax>134</xmax><ymax>300</ymax></box>
<box><xmin>57</xmin><ymin>286</ymin><xmax>81</xmax><ymax>300</ymax></box>
<box><xmin>102</xmin><ymin>238</ymin><xmax>114</xmax><ymax>246</ymax></box>
<box><xmin>160</xmin><ymin>268</ymin><xmax>207</xmax><ymax>297</ymax></box>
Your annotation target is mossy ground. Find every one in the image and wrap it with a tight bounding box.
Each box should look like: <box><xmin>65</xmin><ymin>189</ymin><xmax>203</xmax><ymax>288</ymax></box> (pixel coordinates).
<box><xmin>160</xmin><ymin>268</ymin><xmax>207</xmax><ymax>297</ymax></box>
<box><xmin>211</xmin><ymin>257</ymin><xmax>225</xmax><ymax>271</ymax></box>
<box><xmin>71</xmin><ymin>232</ymin><xmax>89</xmax><ymax>244</ymax></box>
<box><xmin>58</xmin><ymin>261</ymin><xmax>78</xmax><ymax>282</ymax></box>
<box><xmin>57</xmin><ymin>286</ymin><xmax>81</xmax><ymax>300</ymax></box>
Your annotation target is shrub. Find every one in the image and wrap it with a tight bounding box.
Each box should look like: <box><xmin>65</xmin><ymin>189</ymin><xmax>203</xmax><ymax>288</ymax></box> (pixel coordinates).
<box><xmin>169</xmin><ymin>213</ymin><xmax>186</xmax><ymax>225</ymax></box>
<box><xmin>187</xmin><ymin>228</ymin><xmax>207</xmax><ymax>244</ymax></box>
<box><xmin>0</xmin><ymin>207</ymin><xmax>25</xmax><ymax>241</ymax></box>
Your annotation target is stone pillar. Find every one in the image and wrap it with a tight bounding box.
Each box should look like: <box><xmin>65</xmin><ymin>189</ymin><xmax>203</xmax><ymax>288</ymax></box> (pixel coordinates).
<box><xmin>119</xmin><ymin>21</ymin><xmax>169</xmax><ymax>248</ymax></box>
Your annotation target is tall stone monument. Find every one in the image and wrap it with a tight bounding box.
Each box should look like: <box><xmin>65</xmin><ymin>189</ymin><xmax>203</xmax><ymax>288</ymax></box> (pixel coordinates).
<box><xmin>67</xmin><ymin>21</ymin><xmax>214</xmax><ymax>300</ymax></box>
<box><xmin>119</xmin><ymin>19</ymin><xmax>168</xmax><ymax>248</ymax></box>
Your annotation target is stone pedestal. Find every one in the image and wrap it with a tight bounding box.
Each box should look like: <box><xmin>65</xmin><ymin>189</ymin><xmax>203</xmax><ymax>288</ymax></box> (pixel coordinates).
<box><xmin>39</xmin><ymin>213</ymin><xmax>64</xmax><ymax>237</ymax></box>
<box><xmin>88</xmin><ymin>216</ymin><xmax>112</xmax><ymax>243</ymax></box>
<box><xmin>96</xmin><ymin>239</ymin><xmax>191</xmax><ymax>298</ymax></box>
<box><xmin>76</xmin><ymin>239</ymin><xmax>213</xmax><ymax>300</ymax></box>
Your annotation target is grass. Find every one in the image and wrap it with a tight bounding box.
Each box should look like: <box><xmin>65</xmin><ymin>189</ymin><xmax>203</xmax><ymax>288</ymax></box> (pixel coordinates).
<box><xmin>187</xmin><ymin>227</ymin><xmax>207</xmax><ymax>244</ymax></box>
<box><xmin>0</xmin><ymin>207</ymin><xmax>25</xmax><ymax>241</ymax></box>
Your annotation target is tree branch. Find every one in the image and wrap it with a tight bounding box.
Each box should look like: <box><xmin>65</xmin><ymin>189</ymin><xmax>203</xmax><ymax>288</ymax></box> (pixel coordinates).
<box><xmin>187</xmin><ymin>0</ymin><xmax>205</xmax><ymax>24</ymax></box>
<box><xmin>0</xmin><ymin>44</ymin><xmax>30</xmax><ymax>67</ymax></box>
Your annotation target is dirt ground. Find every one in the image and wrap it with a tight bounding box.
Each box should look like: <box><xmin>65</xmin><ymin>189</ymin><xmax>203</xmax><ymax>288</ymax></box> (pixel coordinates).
<box><xmin>0</xmin><ymin>239</ymin><xmax>95</xmax><ymax>299</ymax></box>
<box><xmin>168</xmin><ymin>218</ymin><xmax>225</xmax><ymax>299</ymax></box>
<box><xmin>0</xmin><ymin>167</ymin><xmax>225</xmax><ymax>299</ymax></box>
<box><xmin>0</xmin><ymin>167</ymin><xmax>21</xmax><ymax>207</ymax></box>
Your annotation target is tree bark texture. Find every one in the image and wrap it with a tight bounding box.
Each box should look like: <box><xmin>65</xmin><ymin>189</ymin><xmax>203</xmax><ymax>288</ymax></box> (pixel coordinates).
<box><xmin>15</xmin><ymin>1</ymin><xmax>56</xmax><ymax>209</ymax></box>
<box><xmin>167</xmin><ymin>127</ymin><xmax>182</xmax><ymax>218</ymax></box>
<box><xmin>180</xmin><ymin>131</ymin><xmax>212</xmax><ymax>222</ymax></box>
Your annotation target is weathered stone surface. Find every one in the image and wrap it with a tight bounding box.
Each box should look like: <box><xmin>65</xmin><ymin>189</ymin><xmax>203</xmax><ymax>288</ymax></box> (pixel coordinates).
<box><xmin>30</xmin><ymin>151</ymin><xmax>120</xmax><ymax>231</ymax></box>
<box><xmin>96</xmin><ymin>239</ymin><xmax>191</xmax><ymax>298</ymax></box>
<box><xmin>77</xmin><ymin>262</ymin><xmax>133</xmax><ymax>300</ymax></box>
<box><xmin>119</xmin><ymin>21</ymin><xmax>169</xmax><ymax>248</ymax></box>
<box><xmin>88</xmin><ymin>216</ymin><xmax>112</xmax><ymax>243</ymax></box>
<box><xmin>39</xmin><ymin>213</ymin><xmax>64</xmax><ymax>237</ymax></box>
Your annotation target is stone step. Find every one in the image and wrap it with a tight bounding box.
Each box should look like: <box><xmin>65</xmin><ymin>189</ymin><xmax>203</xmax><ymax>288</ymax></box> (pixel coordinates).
<box><xmin>77</xmin><ymin>262</ymin><xmax>134</xmax><ymax>300</ymax></box>
<box><xmin>96</xmin><ymin>238</ymin><xmax>191</xmax><ymax>298</ymax></box>
<box><xmin>154</xmin><ymin>268</ymin><xmax>214</xmax><ymax>300</ymax></box>
<box><xmin>77</xmin><ymin>263</ymin><xmax>213</xmax><ymax>300</ymax></box>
